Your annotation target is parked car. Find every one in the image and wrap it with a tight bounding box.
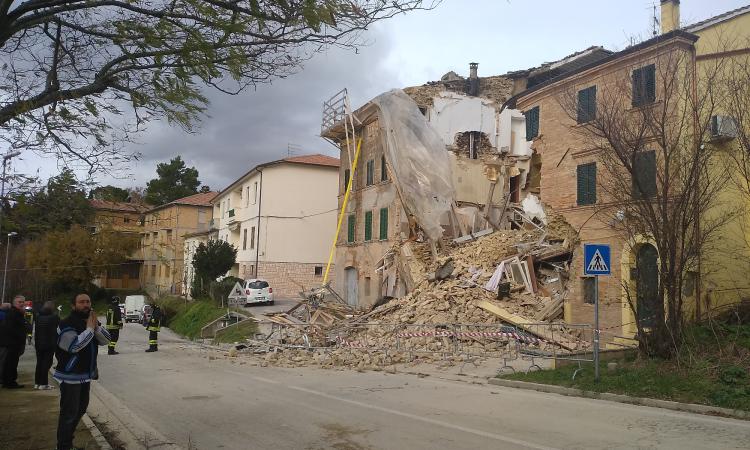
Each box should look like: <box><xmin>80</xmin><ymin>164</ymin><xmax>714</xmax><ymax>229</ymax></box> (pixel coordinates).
<box><xmin>118</xmin><ymin>303</ymin><xmax>126</xmax><ymax>319</ymax></box>
<box><xmin>124</xmin><ymin>295</ymin><xmax>146</xmax><ymax>323</ymax></box>
<box><xmin>243</xmin><ymin>279</ymin><xmax>274</xmax><ymax>306</ymax></box>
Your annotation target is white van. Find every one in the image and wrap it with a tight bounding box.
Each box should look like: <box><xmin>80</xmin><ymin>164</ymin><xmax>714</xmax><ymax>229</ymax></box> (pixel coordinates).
<box><xmin>124</xmin><ymin>295</ymin><xmax>147</xmax><ymax>322</ymax></box>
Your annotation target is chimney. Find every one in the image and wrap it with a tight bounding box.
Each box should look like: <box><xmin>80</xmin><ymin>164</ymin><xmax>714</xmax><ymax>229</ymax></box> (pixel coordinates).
<box><xmin>661</xmin><ymin>0</ymin><xmax>680</xmax><ymax>34</ymax></box>
<box><xmin>468</xmin><ymin>62</ymin><xmax>479</xmax><ymax>96</ymax></box>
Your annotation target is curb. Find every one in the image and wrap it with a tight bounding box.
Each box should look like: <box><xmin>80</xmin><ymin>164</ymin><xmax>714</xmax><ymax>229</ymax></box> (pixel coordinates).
<box><xmin>487</xmin><ymin>378</ymin><xmax>750</xmax><ymax>420</ymax></box>
<box><xmin>82</xmin><ymin>414</ymin><xmax>113</xmax><ymax>450</ymax></box>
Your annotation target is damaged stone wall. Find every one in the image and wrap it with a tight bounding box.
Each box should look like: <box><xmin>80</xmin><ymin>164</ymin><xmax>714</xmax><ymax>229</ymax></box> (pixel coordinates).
<box><xmin>334</xmin><ymin>117</ymin><xmax>409</xmax><ymax>310</ymax></box>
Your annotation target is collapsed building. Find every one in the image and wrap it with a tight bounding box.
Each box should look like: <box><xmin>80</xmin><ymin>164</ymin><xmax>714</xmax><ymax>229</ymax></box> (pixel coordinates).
<box><xmin>321</xmin><ymin>50</ymin><xmax>613</xmax><ymax>311</ymax></box>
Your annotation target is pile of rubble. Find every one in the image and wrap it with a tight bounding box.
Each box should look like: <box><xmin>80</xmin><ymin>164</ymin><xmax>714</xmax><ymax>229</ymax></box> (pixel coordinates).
<box><xmin>250</xmin><ymin>212</ymin><xmax>589</xmax><ymax>369</ymax></box>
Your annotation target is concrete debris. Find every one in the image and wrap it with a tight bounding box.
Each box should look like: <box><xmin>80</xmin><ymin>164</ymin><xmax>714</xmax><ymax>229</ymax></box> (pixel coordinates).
<box><xmin>248</xmin><ymin>210</ymin><xmax>587</xmax><ymax>370</ymax></box>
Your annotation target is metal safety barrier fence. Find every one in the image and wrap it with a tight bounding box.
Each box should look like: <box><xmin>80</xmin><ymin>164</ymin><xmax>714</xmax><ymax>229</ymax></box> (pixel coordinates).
<box><xmin>254</xmin><ymin>320</ymin><xmax>595</xmax><ymax>377</ymax></box>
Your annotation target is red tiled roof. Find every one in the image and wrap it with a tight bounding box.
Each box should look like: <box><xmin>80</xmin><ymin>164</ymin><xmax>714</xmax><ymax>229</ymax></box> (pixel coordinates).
<box><xmin>170</xmin><ymin>192</ymin><xmax>218</xmax><ymax>207</ymax></box>
<box><xmin>90</xmin><ymin>199</ymin><xmax>149</xmax><ymax>213</ymax></box>
<box><xmin>282</xmin><ymin>154</ymin><xmax>340</xmax><ymax>168</ymax></box>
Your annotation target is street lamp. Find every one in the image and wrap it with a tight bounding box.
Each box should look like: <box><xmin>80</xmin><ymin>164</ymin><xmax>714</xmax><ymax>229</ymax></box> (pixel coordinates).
<box><xmin>0</xmin><ymin>150</ymin><xmax>21</xmax><ymax>238</ymax></box>
<box><xmin>2</xmin><ymin>231</ymin><xmax>18</xmax><ymax>303</ymax></box>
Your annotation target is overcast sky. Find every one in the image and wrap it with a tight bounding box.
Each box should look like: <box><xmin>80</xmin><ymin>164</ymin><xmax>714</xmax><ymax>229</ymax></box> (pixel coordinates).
<box><xmin>10</xmin><ymin>0</ymin><xmax>750</xmax><ymax>193</ymax></box>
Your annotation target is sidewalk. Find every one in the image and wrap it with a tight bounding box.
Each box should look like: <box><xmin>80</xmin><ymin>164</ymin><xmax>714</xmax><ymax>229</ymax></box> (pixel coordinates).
<box><xmin>0</xmin><ymin>345</ymin><xmax>101</xmax><ymax>450</ymax></box>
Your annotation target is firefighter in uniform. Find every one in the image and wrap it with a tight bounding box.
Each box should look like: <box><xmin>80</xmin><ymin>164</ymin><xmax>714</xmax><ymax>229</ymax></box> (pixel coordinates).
<box><xmin>145</xmin><ymin>304</ymin><xmax>162</xmax><ymax>352</ymax></box>
<box><xmin>24</xmin><ymin>305</ymin><xmax>33</xmax><ymax>345</ymax></box>
<box><xmin>106</xmin><ymin>296</ymin><xmax>124</xmax><ymax>355</ymax></box>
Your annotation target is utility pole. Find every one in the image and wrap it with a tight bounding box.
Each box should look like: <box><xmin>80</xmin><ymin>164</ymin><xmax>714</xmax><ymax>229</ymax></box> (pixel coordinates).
<box><xmin>2</xmin><ymin>232</ymin><xmax>18</xmax><ymax>303</ymax></box>
<box><xmin>0</xmin><ymin>150</ymin><xmax>22</xmax><ymax>238</ymax></box>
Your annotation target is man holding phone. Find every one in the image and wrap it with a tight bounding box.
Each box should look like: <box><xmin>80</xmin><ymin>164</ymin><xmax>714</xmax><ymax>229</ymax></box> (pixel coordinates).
<box><xmin>54</xmin><ymin>293</ymin><xmax>110</xmax><ymax>450</ymax></box>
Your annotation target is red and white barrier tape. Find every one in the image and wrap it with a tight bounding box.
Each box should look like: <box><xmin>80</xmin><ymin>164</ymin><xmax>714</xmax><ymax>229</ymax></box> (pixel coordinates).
<box><xmin>394</xmin><ymin>330</ymin><xmax>540</xmax><ymax>344</ymax></box>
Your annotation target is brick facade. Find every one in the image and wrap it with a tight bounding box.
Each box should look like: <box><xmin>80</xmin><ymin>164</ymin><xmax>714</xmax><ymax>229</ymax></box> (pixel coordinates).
<box><xmin>515</xmin><ymin>34</ymin><xmax>697</xmax><ymax>340</ymax></box>
<box><xmin>238</xmin><ymin>261</ymin><xmax>335</xmax><ymax>298</ymax></box>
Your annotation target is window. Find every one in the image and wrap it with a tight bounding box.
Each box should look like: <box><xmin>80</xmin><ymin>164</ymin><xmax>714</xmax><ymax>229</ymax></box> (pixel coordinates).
<box><xmin>364</xmin><ymin>211</ymin><xmax>373</xmax><ymax>241</ymax></box>
<box><xmin>583</xmin><ymin>277</ymin><xmax>596</xmax><ymax>304</ymax></box>
<box><xmin>253</xmin><ymin>182</ymin><xmax>258</xmax><ymax>205</ymax></box>
<box><xmin>246</xmin><ymin>280</ymin><xmax>269</xmax><ymax>289</ymax></box>
<box><xmin>344</xmin><ymin>169</ymin><xmax>351</xmax><ymax>191</ymax></box>
<box><xmin>249</xmin><ymin>265</ymin><xmax>255</xmax><ymax>277</ymax></box>
<box><xmin>525</xmin><ymin>106</ymin><xmax>540</xmax><ymax>141</ymax></box>
<box><xmin>314</xmin><ymin>266</ymin><xmax>323</xmax><ymax>277</ymax></box>
<box><xmin>250</xmin><ymin>226</ymin><xmax>256</xmax><ymax>249</ymax></box>
<box><xmin>380</xmin><ymin>155</ymin><xmax>388</xmax><ymax>181</ymax></box>
<box><xmin>470</xmin><ymin>131</ymin><xmax>482</xmax><ymax>159</ymax></box>
<box><xmin>577</xmin><ymin>86</ymin><xmax>597</xmax><ymax>123</ymax></box>
<box><xmin>379</xmin><ymin>207</ymin><xmax>388</xmax><ymax>240</ymax></box>
<box><xmin>246</xmin><ymin>186</ymin><xmax>250</xmax><ymax>206</ymax></box>
<box><xmin>151</xmin><ymin>265</ymin><xmax>156</xmax><ymax>277</ymax></box>
<box><xmin>243</xmin><ymin>228</ymin><xmax>247</xmax><ymax>250</ymax></box>
<box><xmin>124</xmin><ymin>216</ymin><xmax>131</xmax><ymax>224</ymax></box>
<box><xmin>365</xmin><ymin>276</ymin><xmax>371</xmax><ymax>296</ymax></box>
<box><xmin>632</xmin><ymin>64</ymin><xmax>656</xmax><ymax>107</ymax></box>
<box><xmin>576</xmin><ymin>163</ymin><xmax>597</xmax><ymax>206</ymax></box>
<box><xmin>632</xmin><ymin>151</ymin><xmax>657</xmax><ymax>199</ymax></box>
<box><xmin>366</xmin><ymin>160</ymin><xmax>374</xmax><ymax>186</ymax></box>
<box><xmin>347</xmin><ymin>214</ymin><xmax>355</xmax><ymax>243</ymax></box>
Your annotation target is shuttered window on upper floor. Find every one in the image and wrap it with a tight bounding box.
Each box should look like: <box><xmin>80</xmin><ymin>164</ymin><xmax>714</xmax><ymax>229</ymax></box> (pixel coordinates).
<box><xmin>379</xmin><ymin>207</ymin><xmax>388</xmax><ymax>240</ymax></box>
<box><xmin>576</xmin><ymin>163</ymin><xmax>597</xmax><ymax>206</ymax></box>
<box><xmin>525</xmin><ymin>106</ymin><xmax>540</xmax><ymax>141</ymax></box>
<box><xmin>364</xmin><ymin>211</ymin><xmax>373</xmax><ymax>242</ymax></box>
<box><xmin>632</xmin><ymin>64</ymin><xmax>656</xmax><ymax>107</ymax></box>
<box><xmin>347</xmin><ymin>214</ymin><xmax>355</xmax><ymax>243</ymax></box>
<box><xmin>577</xmin><ymin>86</ymin><xmax>597</xmax><ymax>124</ymax></box>
<box><xmin>632</xmin><ymin>150</ymin><xmax>657</xmax><ymax>199</ymax></box>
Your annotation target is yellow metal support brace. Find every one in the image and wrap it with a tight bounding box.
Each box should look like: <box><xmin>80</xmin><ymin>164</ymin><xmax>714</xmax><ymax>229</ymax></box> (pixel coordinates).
<box><xmin>323</xmin><ymin>137</ymin><xmax>363</xmax><ymax>284</ymax></box>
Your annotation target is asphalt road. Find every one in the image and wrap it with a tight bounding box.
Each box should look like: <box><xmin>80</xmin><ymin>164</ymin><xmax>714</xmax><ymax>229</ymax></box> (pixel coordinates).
<box><xmin>91</xmin><ymin>323</ymin><xmax>750</xmax><ymax>450</ymax></box>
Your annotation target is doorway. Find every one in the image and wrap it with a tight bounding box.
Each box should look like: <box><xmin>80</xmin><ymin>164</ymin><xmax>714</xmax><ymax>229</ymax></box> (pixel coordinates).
<box><xmin>636</xmin><ymin>244</ymin><xmax>659</xmax><ymax>328</ymax></box>
<box><xmin>345</xmin><ymin>267</ymin><xmax>358</xmax><ymax>307</ymax></box>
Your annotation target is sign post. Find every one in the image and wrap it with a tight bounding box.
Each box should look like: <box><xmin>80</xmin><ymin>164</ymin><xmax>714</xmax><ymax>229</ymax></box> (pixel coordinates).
<box><xmin>584</xmin><ymin>244</ymin><xmax>611</xmax><ymax>382</ymax></box>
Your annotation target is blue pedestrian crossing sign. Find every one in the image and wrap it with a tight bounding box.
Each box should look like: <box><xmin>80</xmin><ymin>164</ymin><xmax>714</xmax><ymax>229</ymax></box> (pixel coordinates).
<box><xmin>584</xmin><ymin>244</ymin><xmax>611</xmax><ymax>275</ymax></box>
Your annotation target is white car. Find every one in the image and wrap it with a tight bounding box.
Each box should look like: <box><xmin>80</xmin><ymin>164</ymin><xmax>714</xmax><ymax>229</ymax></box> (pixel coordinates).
<box><xmin>243</xmin><ymin>279</ymin><xmax>274</xmax><ymax>306</ymax></box>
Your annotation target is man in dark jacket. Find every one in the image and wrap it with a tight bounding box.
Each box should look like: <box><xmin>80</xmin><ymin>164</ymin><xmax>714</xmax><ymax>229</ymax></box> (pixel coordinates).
<box><xmin>34</xmin><ymin>301</ymin><xmax>60</xmax><ymax>389</ymax></box>
<box><xmin>105</xmin><ymin>296</ymin><xmax>123</xmax><ymax>355</ymax></box>
<box><xmin>54</xmin><ymin>293</ymin><xmax>110</xmax><ymax>450</ymax></box>
<box><xmin>2</xmin><ymin>295</ymin><xmax>32</xmax><ymax>388</ymax></box>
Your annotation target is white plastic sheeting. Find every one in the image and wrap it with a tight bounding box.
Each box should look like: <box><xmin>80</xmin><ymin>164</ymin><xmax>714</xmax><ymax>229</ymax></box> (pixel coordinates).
<box><xmin>521</xmin><ymin>194</ymin><xmax>547</xmax><ymax>225</ymax></box>
<box><xmin>372</xmin><ymin>90</ymin><xmax>456</xmax><ymax>241</ymax></box>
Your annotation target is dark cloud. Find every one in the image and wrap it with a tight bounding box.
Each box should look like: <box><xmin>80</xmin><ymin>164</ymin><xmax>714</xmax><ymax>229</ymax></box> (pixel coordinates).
<box><xmin>116</xmin><ymin>27</ymin><xmax>401</xmax><ymax>192</ymax></box>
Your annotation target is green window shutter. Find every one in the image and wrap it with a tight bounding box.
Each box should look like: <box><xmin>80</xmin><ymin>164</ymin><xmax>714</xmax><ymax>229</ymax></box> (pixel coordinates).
<box><xmin>577</xmin><ymin>86</ymin><xmax>597</xmax><ymax>123</ymax></box>
<box><xmin>576</xmin><ymin>163</ymin><xmax>596</xmax><ymax>206</ymax></box>
<box><xmin>364</xmin><ymin>211</ymin><xmax>372</xmax><ymax>241</ymax></box>
<box><xmin>632</xmin><ymin>65</ymin><xmax>656</xmax><ymax>106</ymax></box>
<box><xmin>632</xmin><ymin>151</ymin><xmax>657</xmax><ymax>199</ymax></box>
<box><xmin>525</xmin><ymin>106</ymin><xmax>539</xmax><ymax>141</ymax></box>
<box><xmin>632</xmin><ymin>67</ymin><xmax>643</xmax><ymax>106</ymax></box>
<box><xmin>347</xmin><ymin>214</ymin><xmax>355</xmax><ymax>243</ymax></box>
<box><xmin>344</xmin><ymin>169</ymin><xmax>350</xmax><ymax>192</ymax></box>
<box><xmin>379</xmin><ymin>207</ymin><xmax>388</xmax><ymax>240</ymax></box>
<box><xmin>577</xmin><ymin>88</ymin><xmax>587</xmax><ymax>123</ymax></box>
<box><xmin>366</xmin><ymin>160</ymin><xmax>374</xmax><ymax>186</ymax></box>
<box><xmin>645</xmin><ymin>64</ymin><xmax>656</xmax><ymax>103</ymax></box>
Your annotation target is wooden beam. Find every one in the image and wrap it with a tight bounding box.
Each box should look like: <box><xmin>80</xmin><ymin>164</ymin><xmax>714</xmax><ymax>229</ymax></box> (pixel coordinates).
<box><xmin>476</xmin><ymin>300</ymin><xmax>576</xmax><ymax>351</ymax></box>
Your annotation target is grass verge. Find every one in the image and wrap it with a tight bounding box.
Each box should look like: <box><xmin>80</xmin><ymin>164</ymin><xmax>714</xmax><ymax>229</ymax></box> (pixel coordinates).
<box><xmin>156</xmin><ymin>296</ymin><xmax>255</xmax><ymax>342</ymax></box>
<box><xmin>501</xmin><ymin>323</ymin><xmax>750</xmax><ymax>411</ymax></box>
<box><xmin>214</xmin><ymin>319</ymin><xmax>259</xmax><ymax>344</ymax></box>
